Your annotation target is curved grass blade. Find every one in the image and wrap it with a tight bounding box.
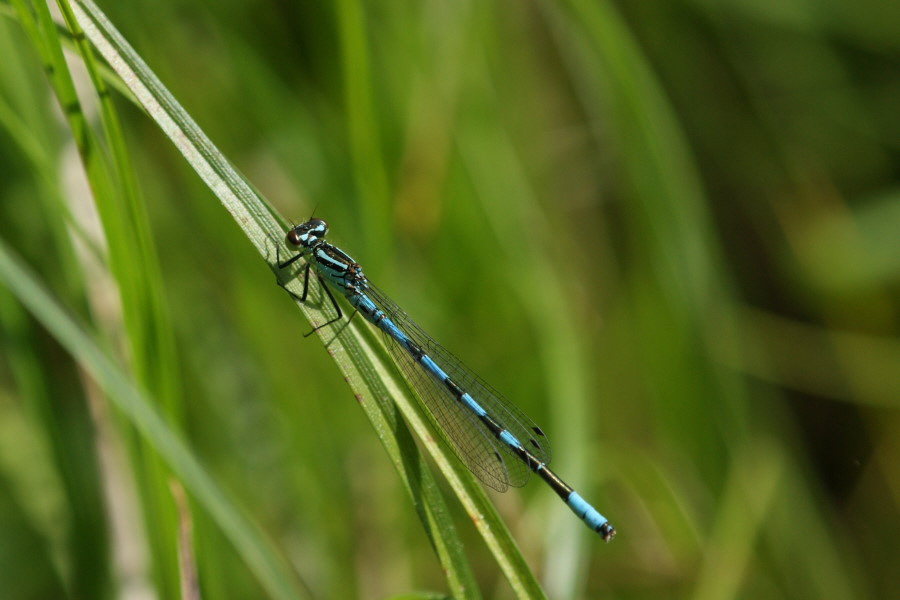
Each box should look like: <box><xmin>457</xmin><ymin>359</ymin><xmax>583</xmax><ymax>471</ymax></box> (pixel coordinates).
<box><xmin>59</xmin><ymin>0</ymin><xmax>544</xmax><ymax>596</ymax></box>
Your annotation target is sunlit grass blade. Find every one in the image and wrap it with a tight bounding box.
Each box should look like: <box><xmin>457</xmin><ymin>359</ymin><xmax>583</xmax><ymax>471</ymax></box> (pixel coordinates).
<box><xmin>62</xmin><ymin>0</ymin><xmax>543</xmax><ymax>596</ymax></box>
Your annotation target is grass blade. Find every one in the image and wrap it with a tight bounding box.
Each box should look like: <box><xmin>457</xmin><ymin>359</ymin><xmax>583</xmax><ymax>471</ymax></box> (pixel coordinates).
<box><xmin>63</xmin><ymin>0</ymin><xmax>542</xmax><ymax>596</ymax></box>
<box><xmin>0</xmin><ymin>237</ymin><xmax>309</xmax><ymax>600</ymax></box>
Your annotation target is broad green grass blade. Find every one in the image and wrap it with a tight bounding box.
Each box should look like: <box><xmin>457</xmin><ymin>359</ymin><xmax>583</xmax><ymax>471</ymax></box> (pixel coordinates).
<box><xmin>64</xmin><ymin>0</ymin><xmax>542</xmax><ymax>596</ymax></box>
<box><xmin>334</xmin><ymin>0</ymin><xmax>392</xmax><ymax>255</ymax></box>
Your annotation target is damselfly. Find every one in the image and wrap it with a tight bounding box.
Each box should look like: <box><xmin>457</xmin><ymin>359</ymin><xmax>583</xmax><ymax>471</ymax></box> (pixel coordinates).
<box><xmin>277</xmin><ymin>218</ymin><xmax>615</xmax><ymax>541</ymax></box>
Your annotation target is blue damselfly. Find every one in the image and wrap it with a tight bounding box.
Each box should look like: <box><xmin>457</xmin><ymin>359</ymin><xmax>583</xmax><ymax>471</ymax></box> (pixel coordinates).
<box><xmin>277</xmin><ymin>218</ymin><xmax>615</xmax><ymax>541</ymax></box>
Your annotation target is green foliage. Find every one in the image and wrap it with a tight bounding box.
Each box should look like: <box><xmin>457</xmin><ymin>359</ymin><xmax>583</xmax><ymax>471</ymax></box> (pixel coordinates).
<box><xmin>1</xmin><ymin>0</ymin><xmax>898</xmax><ymax>599</ymax></box>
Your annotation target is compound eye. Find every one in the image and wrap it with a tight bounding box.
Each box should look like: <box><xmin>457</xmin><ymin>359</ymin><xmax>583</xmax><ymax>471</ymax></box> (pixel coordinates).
<box><xmin>286</xmin><ymin>228</ymin><xmax>303</xmax><ymax>247</ymax></box>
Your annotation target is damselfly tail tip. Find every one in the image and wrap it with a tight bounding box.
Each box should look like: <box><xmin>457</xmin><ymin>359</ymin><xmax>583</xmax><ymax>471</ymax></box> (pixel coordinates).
<box><xmin>599</xmin><ymin>522</ymin><xmax>616</xmax><ymax>542</ymax></box>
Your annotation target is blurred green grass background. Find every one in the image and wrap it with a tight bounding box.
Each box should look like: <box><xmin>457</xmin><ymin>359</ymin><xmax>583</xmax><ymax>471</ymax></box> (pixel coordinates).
<box><xmin>1</xmin><ymin>0</ymin><xmax>899</xmax><ymax>598</ymax></box>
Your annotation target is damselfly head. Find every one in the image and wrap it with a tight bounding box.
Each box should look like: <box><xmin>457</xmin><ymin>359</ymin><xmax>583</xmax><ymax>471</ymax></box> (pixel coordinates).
<box><xmin>286</xmin><ymin>218</ymin><xmax>328</xmax><ymax>248</ymax></box>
